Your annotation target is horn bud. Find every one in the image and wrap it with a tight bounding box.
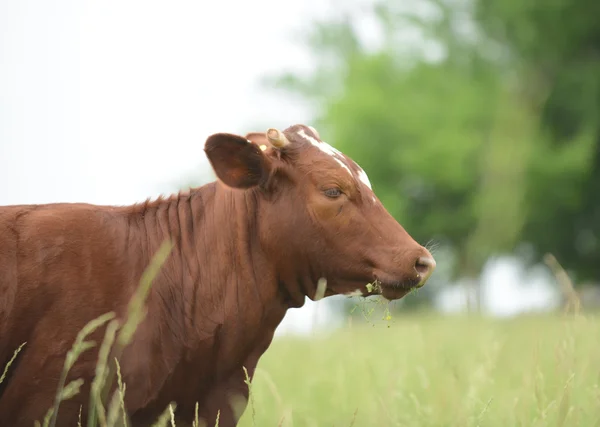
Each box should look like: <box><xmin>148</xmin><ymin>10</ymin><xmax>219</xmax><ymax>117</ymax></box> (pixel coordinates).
<box><xmin>266</xmin><ymin>128</ymin><xmax>290</xmax><ymax>148</ymax></box>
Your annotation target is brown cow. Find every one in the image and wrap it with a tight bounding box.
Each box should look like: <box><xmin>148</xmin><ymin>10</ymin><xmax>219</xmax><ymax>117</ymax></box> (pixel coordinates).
<box><xmin>0</xmin><ymin>124</ymin><xmax>435</xmax><ymax>426</ymax></box>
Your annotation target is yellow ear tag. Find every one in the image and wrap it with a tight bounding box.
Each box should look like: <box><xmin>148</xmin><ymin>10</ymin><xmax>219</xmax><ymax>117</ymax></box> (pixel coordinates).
<box><xmin>259</xmin><ymin>145</ymin><xmax>267</xmax><ymax>151</ymax></box>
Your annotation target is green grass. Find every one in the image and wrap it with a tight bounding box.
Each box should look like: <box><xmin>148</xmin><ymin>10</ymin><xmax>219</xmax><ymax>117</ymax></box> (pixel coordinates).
<box><xmin>238</xmin><ymin>312</ymin><xmax>600</xmax><ymax>427</ymax></box>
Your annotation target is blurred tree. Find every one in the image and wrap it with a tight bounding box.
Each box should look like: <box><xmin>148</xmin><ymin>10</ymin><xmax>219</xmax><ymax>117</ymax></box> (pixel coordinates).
<box><xmin>474</xmin><ymin>0</ymin><xmax>600</xmax><ymax>283</ymax></box>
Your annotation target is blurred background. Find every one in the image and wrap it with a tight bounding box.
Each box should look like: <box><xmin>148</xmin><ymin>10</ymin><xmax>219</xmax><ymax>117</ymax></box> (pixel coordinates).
<box><xmin>2</xmin><ymin>0</ymin><xmax>599</xmax><ymax>334</ymax></box>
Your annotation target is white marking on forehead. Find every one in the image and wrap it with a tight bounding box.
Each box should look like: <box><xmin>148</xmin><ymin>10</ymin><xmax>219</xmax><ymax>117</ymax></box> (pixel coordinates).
<box><xmin>333</xmin><ymin>157</ymin><xmax>351</xmax><ymax>173</ymax></box>
<box><xmin>297</xmin><ymin>129</ymin><xmax>343</xmax><ymax>157</ymax></box>
<box><xmin>356</xmin><ymin>168</ymin><xmax>372</xmax><ymax>190</ymax></box>
<box><xmin>308</xmin><ymin>125</ymin><xmax>320</xmax><ymax>138</ymax></box>
<box><xmin>297</xmin><ymin>129</ymin><xmax>352</xmax><ymax>175</ymax></box>
<box><xmin>259</xmin><ymin>144</ymin><xmax>267</xmax><ymax>151</ymax></box>
<box><xmin>296</xmin><ymin>127</ymin><xmax>376</xmax><ymax>199</ymax></box>
<box><xmin>345</xmin><ymin>289</ymin><xmax>364</xmax><ymax>297</ymax></box>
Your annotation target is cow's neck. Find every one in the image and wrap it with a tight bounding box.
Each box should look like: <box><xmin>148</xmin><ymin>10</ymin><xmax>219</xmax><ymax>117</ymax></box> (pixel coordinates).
<box><xmin>131</xmin><ymin>182</ymin><xmax>290</xmax><ymax>347</ymax></box>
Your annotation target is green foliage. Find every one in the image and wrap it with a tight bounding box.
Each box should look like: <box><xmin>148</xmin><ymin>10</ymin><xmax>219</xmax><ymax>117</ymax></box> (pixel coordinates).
<box><xmin>473</xmin><ymin>0</ymin><xmax>600</xmax><ymax>282</ymax></box>
<box><xmin>474</xmin><ymin>0</ymin><xmax>600</xmax><ymax>67</ymax></box>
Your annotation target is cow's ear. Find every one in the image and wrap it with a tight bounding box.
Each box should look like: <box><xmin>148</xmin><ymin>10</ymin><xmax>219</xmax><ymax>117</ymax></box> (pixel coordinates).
<box><xmin>204</xmin><ymin>133</ymin><xmax>272</xmax><ymax>189</ymax></box>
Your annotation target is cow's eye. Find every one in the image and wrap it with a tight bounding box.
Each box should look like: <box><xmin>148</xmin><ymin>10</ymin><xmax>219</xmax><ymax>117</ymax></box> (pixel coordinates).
<box><xmin>324</xmin><ymin>188</ymin><xmax>343</xmax><ymax>198</ymax></box>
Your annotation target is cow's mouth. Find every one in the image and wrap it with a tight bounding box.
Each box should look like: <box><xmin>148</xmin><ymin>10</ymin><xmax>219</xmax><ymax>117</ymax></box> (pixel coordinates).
<box><xmin>368</xmin><ymin>274</ymin><xmax>422</xmax><ymax>301</ymax></box>
<box><xmin>325</xmin><ymin>271</ymin><xmax>422</xmax><ymax>301</ymax></box>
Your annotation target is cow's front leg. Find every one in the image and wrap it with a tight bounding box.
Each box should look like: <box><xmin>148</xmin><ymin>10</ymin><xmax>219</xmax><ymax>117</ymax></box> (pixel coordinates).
<box><xmin>198</xmin><ymin>362</ymin><xmax>257</xmax><ymax>427</ymax></box>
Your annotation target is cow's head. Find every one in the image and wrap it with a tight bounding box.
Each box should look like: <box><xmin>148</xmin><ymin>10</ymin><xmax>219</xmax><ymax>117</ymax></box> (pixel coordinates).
<box><xmin>204</xmin><ymin>124</ymin><xmax>435</xmax><ymax>302</ymax></box>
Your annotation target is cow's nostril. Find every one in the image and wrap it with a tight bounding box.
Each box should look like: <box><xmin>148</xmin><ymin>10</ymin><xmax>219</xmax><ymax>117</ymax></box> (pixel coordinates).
<box><xmin>414</xmin><ymin>256</ymin><xmax>436</xmax><ymax>277</ymax></box>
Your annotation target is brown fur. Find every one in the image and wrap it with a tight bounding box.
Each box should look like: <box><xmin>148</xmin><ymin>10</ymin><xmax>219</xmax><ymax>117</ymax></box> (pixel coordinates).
<box><xmin>0</xmin><ymin>124</ymin><xmax>435</xmax><ymax>426</ymax></box>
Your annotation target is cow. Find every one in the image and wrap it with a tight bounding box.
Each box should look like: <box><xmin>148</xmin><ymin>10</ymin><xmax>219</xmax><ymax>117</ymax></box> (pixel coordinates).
<box><xmin>0</xmin><ymin>124</ymin><xmax>436</xmax><ymax>426</ymax></box>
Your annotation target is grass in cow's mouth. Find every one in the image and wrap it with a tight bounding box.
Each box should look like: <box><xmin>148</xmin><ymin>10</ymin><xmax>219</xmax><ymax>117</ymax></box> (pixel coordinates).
<box><xmin>358</xmin><ymin>280</ymin><xmax>421</xmax><ymax>327</ymax></box>
<box><xmin>365</xmin><ymin>279</ymin><xmax>382</xmax><ymax>294</ymax></box>
<box><xmin>349</xmin><ymin>294</ymin><xmax>394</xmax><ymax>328</ymax></box>
<box><xmin>408</xmin><ymin>286</ymin><xmax>420</xmax><ymax>296</ymax></box>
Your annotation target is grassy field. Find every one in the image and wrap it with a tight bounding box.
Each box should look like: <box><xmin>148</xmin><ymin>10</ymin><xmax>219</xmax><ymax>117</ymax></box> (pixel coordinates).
<box><xmin>238</xmin><ymin>311</ymin><xmax>600</xmax><ymax>427</ymax></box>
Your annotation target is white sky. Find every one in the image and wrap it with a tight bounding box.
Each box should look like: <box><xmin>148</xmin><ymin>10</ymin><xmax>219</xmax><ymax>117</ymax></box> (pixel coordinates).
<box><xmin>1</xmin><ymin>0</ymin><xmax>324</xmax><ymax>205</ymax></box>
<box><xmin>0</xmin><ymin>0</ymin><xmax>561</xmax><ymax>337</ymax></box>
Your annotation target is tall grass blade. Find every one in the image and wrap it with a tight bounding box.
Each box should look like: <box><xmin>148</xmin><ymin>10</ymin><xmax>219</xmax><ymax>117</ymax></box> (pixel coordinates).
<box><xmin>96</xmin><ymin>239</ymin><xmax>174</xmax><ymax>421</ymax></box>
<box><xmin>47</xmin><ymin>311</ymin><xmax>116</xmax><ymax>427</ymax></box>
<box><xmin>0</xmin><ymin>341</ymin><xmax>26</xmax><ymax>385</ymax></box>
